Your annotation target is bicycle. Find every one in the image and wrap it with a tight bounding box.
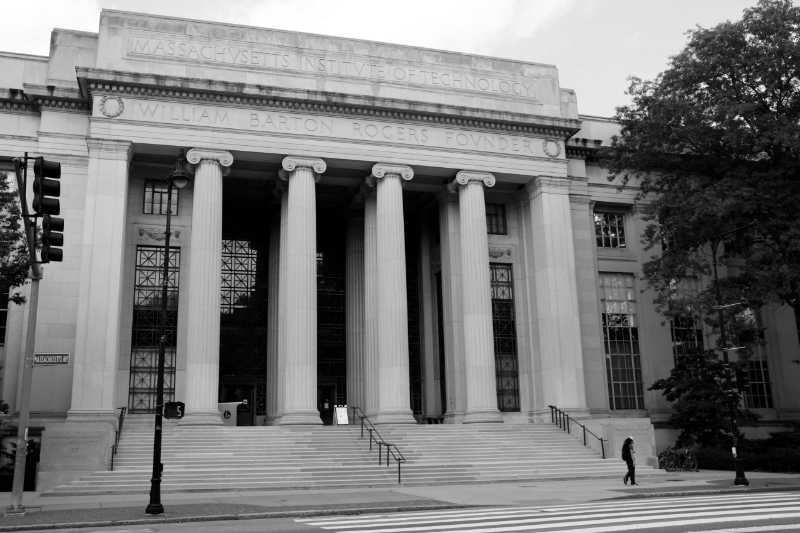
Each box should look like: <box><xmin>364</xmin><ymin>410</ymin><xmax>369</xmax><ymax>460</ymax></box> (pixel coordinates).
<box><xmin>664</xmin><ymin>447</ymin><xmax>699</xmax><ymax>472</ymax></box>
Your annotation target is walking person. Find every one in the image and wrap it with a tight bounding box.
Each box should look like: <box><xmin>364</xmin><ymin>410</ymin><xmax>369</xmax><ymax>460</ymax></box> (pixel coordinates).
<box><xmin>622</xmin><ymin>437</ymin><xmax>638</xmax><ymax>485</ymax></box>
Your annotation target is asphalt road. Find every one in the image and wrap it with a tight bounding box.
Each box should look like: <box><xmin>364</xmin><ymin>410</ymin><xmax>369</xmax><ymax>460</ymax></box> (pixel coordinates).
<box><xmin>46</xmin><ymin>491</ymin><xmax>800</xmax><ymax>533</ymax></box>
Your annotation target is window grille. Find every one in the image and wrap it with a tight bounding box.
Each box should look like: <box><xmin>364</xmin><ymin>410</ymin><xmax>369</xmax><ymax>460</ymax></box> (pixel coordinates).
<box><xmin>737</xmin><ymin>309</ymin><xmax>773</xmax><ymax>409</ymax></box>
<box><xmin>220</xmin><ymin>238</ymin><xmax>268</xmax><ymax>416</ymax></box>
<box><xmin>669</xmin><ymin>278</ymin><xmax>704</xmax><ymax>365</ymax></box>
<box><xmin>491</xmin><ymin>263</ymin><xmax>520</xmax><ymax>412</ymax></box>
<box><xmin>143</xmin><ymin>180</ymin><xmax>178</xmax><ymax>215</ymax></box>
<box><xmin>594</xmin><ymin>212</ymin><xmax>627</xmax><ymax>248</ymax></box>
<box><xmin>317</xmin><ymin>249</ymin><xmax>346</xmax><ymax>405</ymax></box>
<box><xmin>599</xmin><ymin>272</ymin><xmax>645</xmax><ymax>410</ymax></box>
<box><xmin>435</xmin><ymin>272</ymin><xmax>447</xmax><ymax>415</ymax></box>
<box><xmin>485</xmin><ymin>204</ymin><xmax>507</xmax><ymax>235</ymax></box>
<box><xmin>128</xmin><ymin>246</ymin><xmax>179</xmax><ymax>413</ymax></box>
<box><xmin>407</xmin><ymin>253</ymin><xmax>423</xmax><ymax>415</ymax></box>
<box><xmin>0</xmin><ymin>284</ymin><xmax>8</xmax><ymax>344</ymax></box>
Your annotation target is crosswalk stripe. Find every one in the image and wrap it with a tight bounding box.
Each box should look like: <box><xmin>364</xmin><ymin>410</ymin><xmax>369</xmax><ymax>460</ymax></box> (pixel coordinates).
<box><xmin>298</xmin><ymin>492</ymin><xmax>798</xmax><ymax>525</ymax></box>
<box><xmin>685</xmin><ymin>526</ymin><xmax>800</xmax><ymax>533</ymax></box>
<box><xmin>330</xmin><ymin>505</ymin><xmax>800</xmax><ymax>533</ymax></box>
<box><xmin>303</xmin><ymin>496</ymin><xmax>800</xmax><ymax>528</ymax></box>
<box><xmin>515</xmin><ymin>513</ymin><xmax>800</xmax><ymax>533</ymax></box>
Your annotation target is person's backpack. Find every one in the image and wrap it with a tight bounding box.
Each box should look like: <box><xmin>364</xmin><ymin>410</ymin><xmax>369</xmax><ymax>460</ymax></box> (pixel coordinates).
<box><xmin>621</xmin><ymin>444</ymin><xmax>631</xmax><ymax>461</ymax></box>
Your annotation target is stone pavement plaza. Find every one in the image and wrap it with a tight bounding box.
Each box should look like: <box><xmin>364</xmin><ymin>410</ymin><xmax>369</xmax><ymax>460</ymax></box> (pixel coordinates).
<box><xmin>1</xmin><ymin>471</ymin><xmax>799</xmax><ymax>531</ymax></box>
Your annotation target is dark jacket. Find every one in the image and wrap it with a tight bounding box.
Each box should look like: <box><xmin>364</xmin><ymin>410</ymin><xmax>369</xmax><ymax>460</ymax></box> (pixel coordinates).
<box><xmin>622</xmin><ymin>442</ymin><xmax>632</xmax><ymax>462</ymax></box>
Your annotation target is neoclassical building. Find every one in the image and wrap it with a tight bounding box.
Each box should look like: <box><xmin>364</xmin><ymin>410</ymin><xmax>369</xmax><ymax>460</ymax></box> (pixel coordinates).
<box><xmin>1</xmin><ymin>10</ymin><xmax>799</xmax><ymax>484</ymax></box>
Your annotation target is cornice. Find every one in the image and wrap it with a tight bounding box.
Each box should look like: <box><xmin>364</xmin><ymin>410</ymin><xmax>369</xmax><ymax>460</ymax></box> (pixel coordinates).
<box><xmin>524</xmin><ymin>175</ymin><xmax>572</xmax><ymax>199</ymax></box>
<box><xmin>0</xmin><ymin>98</ymin><xmax>38</xmax><ymax>113</ymax></box>
<box><xmin>566</xmin><ymin>137</ymin><xmax>604</xmax><ymax>160</ymax></box>
<box><xmin>77</xmin><ymin>68</ymin><xmax>583</xmax><ymax>140</ymax></box>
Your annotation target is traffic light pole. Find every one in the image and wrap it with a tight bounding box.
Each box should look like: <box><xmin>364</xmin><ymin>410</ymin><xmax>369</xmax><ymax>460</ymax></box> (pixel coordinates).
<box><xmin>146</xmin><ymin>181</ymin><xmax>174</xmax><ymax>516</ymax></box>
<box><xmin>7</xmin><ymin>157</ymin><xmax>43</xmax><ymax>514</ymax></box>
<box><xmin>711</xmin><ymin>237</ymin><xmax>749</xmax><ymax>487</ymax></box>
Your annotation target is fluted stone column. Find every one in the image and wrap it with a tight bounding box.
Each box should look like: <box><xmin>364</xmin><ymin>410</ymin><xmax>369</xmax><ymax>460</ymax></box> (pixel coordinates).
<box><xmin>372</xmin><ymin>163</ymin><xmax>416</xmax><ymax>425</ymax></box>
<box><xmin>276</xmin><ymin>178</ymin><xmax>289</xmax><ymax>423</ymax></box>
<box><xmin>180</xmin><ymin>148</ymin><xmax>232</xmax><ymax>426</ymax></box>
<box><xmin>362</xmin><ymin>181</ymin><xmax>379</xmax><ymax>418</ymax></box>
<box><xmin>345</xmin><ymin>209</ymin><xmax>366</xmax><ymax>414</ymax></box>
<box><xmin>265</xmin><ymin>211</ymin><xmax>281</xmax><ymax>425</ymax></box>
<box><xmin>451</xmin><ymin>171</ymin><xmax>503</xmax><ymax>424</ymax></box>
<box><xmin>279</xmin><ymin>156</ymin><xmax>326</xmax><ymax>425</ymax></box>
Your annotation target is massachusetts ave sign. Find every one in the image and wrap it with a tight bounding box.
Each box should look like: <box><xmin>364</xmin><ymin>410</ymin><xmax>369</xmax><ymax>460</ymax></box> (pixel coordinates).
<box><xmin>33</xmin><ymin>353</ymin><xmax>71</xmax><ymax>366</ymax></box>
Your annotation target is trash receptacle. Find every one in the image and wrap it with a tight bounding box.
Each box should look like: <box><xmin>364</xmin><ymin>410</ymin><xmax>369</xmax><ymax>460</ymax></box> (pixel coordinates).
<box><xmin>218</xmin><ymin>402</ymin><xmax>241</xmax><ymax>427</ymax></box>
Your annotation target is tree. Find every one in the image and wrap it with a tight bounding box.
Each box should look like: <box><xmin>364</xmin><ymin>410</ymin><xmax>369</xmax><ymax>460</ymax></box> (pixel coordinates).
<box><xmin>600</xmin><ymin>0</ymin><xmax>800</xmax><ymax>320</ymax></box>
<box><xmin>649</xmin><ymin>351</ymin><xmax>759</xmax><ymax>448</ymax></box>
<box><xmin>0</xmin><ymin>169</ymin><xmax>32</xmax><ymax>304</ymax></box>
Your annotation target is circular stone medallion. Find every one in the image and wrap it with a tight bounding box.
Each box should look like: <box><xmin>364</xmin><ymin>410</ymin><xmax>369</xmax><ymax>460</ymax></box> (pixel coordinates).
<box><xmin>543</xmin><ymin>138</ymin><xmax>561</xmax><ymax>158</ymax></box>
<box><xmin>100</xmin><ymin>96</ymin><xmax>124</xmax><ymax>118</ymax></box>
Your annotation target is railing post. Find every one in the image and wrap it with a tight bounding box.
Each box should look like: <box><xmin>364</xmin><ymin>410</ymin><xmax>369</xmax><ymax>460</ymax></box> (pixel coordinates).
<box><xmin>548</xmin><ymin>405</ymin><xmax>555</xmax><ymax>423</ymax></box>
<box><xmin>368</xmin><ymin>429</ymin><xmax>373</xmax><ymax>450</ymax></box>
<box><xmin>398</xmin><ymin>460</ymin><xmax>401</xmax><ymax>484</ymax></box>
<box><xmin>583</xmin><ymin>426</ymin><xmax>587</xmax><ymax>446</ymax></box>
<box><xmin>600</xmin><ymin>438</ymin><xmax>605</xmax><ymax>459</ymax></box>
<box><xmin>567</xmin><ymin>416</ymin><xmax>570</xmax><ymax>434</ymax></box>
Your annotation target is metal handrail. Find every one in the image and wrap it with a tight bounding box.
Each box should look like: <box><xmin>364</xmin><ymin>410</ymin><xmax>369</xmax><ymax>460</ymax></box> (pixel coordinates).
<box><xmin>110</xmin><ymin>407</ymin><xmax>127</xmax><ymax>471</ymax></box>
<box><xmin>547</xmin><ymin>405</ymin><xmax>606</xmax><ymax>459</ymax></box>
<box><xmin>349</xmin><ymin>406</ymin><xmax>406</xmax><ymax>483</ymax></box>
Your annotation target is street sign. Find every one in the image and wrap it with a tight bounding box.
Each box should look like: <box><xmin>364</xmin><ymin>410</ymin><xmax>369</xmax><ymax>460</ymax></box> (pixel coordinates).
<box><xmin>163</xmin><ymin>401</ymin><xmax>185</xmax><ymax>420</ymax></box>
<box><xmin>33</xmin><ymin>353</ymin><xmax>70</xmax><ymax>366</ymax></box>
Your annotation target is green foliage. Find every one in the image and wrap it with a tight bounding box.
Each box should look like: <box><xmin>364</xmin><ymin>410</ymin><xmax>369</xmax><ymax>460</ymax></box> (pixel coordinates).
<box><xmin>0</xmin><ymin>169</ymin><xmax>31</xmax><ymax>304</ymax></box>
<box><xmin>649</xmin><ymin>351</ymin><xmax>759</xmax><ymax>448</ymax></box>
<box><xmin>0</xmin><ymin>439</ymin><xmax>40</xmax><ymax>475</ymax></box>
<box><xmin>599</xmin><ymin>0</ymin><xmax>800</xmax><ymax>316</ymax></box>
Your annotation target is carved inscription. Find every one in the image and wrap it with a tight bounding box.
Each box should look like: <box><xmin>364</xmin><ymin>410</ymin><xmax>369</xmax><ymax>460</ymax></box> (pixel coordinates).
<box><xmin>127</xmin><ymin>35</ymin><xmax>541</xmax><ymax>100</ymax></box>
<box><xmin>103</xmin><ymin>98</ymin><xmax>562</xmax><ymax>158</ymax></box>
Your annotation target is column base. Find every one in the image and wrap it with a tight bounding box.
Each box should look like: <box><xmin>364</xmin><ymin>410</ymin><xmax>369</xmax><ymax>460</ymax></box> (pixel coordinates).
<box><xmin>178</xmin><ymin>409</ymin><xmax>224</xmax><ymax>426</ymax></box>
<box><xmin>279</xmin><ymin>410</ymin><xmax>323</xmax><ymax>425</ymax></box>
<box><xmin>263</xmin><ymin>415</ymin><xmax>282</xmax><ymax>426</ymax></box>
<box><xmin>463</xmin><ymin>408</ymin><xmax>504</xmax><ymax>424</ymax></box>
<box><xmin>374</xmin><ymin>409</ymin><xmax>417</xmax><ymax>425</ymax></box>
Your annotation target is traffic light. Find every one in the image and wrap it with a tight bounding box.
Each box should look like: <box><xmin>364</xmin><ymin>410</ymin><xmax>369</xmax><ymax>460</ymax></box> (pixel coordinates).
<box><xmin>42</xmin><ymin>214</ymin><xmax>64</xmax><ymax>263</ymax></box>
<box><xmin>736</xmin><ymin>366</ymin><xmax>751</xmax><ymax>392</ymax></box>
<box><xmin>32</xmin><ymin>157</ymin><xmax>63</xmax><ymax>263</ymax></box>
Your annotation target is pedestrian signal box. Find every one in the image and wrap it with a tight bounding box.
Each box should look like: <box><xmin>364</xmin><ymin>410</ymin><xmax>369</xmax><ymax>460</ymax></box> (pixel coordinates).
<box><xmin>163</xmin><ymin>401</ymin><xmax>185</xmax><ymax>420</ymax></box>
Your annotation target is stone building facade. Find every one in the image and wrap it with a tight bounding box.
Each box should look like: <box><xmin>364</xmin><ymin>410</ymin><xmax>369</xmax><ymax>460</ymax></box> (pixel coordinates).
<box><xmin>1</xmin><ymin>10</ymin><xmax>799</xmax><ymax>488</ymax></box>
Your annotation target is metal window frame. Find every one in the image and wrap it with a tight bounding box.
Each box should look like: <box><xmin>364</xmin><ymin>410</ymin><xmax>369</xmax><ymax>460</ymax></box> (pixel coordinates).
<box><xmin>490</xmin><ymin>262</ymin><xmax>520</xmax><ymax>412</ymax></box>
<box><xmin>485</xmin><ymin>203</ymin><xmax>507</xmax><ymax>236</ymax></box>
<box><xmin>143</xmin><ymin>179</ymin><xmax>179</xmax><ymax>216</ymax></box>
<box><xmin>594</xmin><ymin>211</ymin><xmax>627</xmax><ymax>249</ymax></box>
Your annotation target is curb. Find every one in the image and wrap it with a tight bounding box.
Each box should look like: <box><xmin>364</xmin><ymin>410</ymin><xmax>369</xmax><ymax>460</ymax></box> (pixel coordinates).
<box><xmin>0</xmin><ymin>503</ymin><xmax>470</xmax><ymax>532</ymax></box>
<box><xmin>609</xmin><ymin>485</ymin><xmax>800</xmax><ymax>499</ymax></box>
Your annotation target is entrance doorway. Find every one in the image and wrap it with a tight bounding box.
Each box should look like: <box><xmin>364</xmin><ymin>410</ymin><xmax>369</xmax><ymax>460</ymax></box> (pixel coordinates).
<box><xmin>317</xmin><ymin>383</ymin><xmax>337</xmax><ymax>425</ymax></box>
<box><xmin>221</xmin><ymin>384</ymin><xmax>255</xmax><ymax>426</ymax></box>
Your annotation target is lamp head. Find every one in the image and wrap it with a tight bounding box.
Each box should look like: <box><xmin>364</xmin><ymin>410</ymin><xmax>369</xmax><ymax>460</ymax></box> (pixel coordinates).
<box><xmin>169</xmin><ymin>149</ymin><xmax>191</xmax><ymax>189</ymax></box>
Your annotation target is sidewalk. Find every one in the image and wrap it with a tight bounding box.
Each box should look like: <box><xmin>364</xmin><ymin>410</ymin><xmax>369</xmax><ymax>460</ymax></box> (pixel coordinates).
<box><xmin>1</xmin><ymin>470</ymin><xmax>798</xmax><ymax>531</ymax></box>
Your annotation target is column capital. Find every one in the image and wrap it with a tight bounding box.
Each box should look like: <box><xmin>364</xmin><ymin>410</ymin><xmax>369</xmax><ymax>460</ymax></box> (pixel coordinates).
<box><xmin>524</xmin><ymin>175</ymin><xmax>571</xmax><ymax>199</ymax></box>
<box><xmin>282</xmin><ymin>155</ymin><xmax>326</xmax><ymax>175</ymax></box>
<box><xmin>371</xmin><ymin>163</ymin><xmax>414</xmax><ymax>181</ymax></box>
<box><xmin>448</xmin><ymin>170</ymin><xmax>495</xmax><ymax>192</ymax></box>
<box><xmin>85</xmin><ymin>138</ymin><xmax>133</xmax><ymax>161</ymax></box>
<box><xmin>187</xmin><ymin>148</ymin><xmax>233</xmax><ymax>176</ymax></box>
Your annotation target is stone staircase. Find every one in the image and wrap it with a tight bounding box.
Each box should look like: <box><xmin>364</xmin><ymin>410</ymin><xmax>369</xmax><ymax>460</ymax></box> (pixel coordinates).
<box><xmin>42</xmin><ymin>416</ymin><xmax>653</xmax><ymax>495</ymax></box>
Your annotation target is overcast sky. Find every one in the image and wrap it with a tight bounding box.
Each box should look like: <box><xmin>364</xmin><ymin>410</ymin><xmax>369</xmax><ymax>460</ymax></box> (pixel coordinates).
<box><xmin>1</xmin><ymin>0</ymin><xmax>759</xmax><ymax>117</ymax></box>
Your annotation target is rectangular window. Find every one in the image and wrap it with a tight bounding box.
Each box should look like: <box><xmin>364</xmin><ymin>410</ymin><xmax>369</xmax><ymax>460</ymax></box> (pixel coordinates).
<box><xmin>491</xmin><ymin>263</ymin><xmax>520</xmax><ymax>412</ymax></box>
<box><xmin>599</xmin><ymin>272</ymin><xmax>645</xmax><ymax>410</ymax></box>
<box><xmin>738</xmin><ymin>308</ymin><xmax>774</xmax><ymax>409</ymax></box>
<box><xmin>143</xmin><ymin>180</ymin><xmax>178</xmax><ymax>215</ymax></box>
<box><xmin>128</xmin><ymin>246</ymin><xmax>179</xmax><ymax>413</ymax></box>
<box><xmin>594</xmin><ymin>212</ymin><xmax>627</xmax><ymax>248</ymax></box>
<box><xmin>486</xmin><ymin>204</ymin><xmax>507</xmax><ymax>235</ymax></box>
<box><xmin>669</xmin><ymin>278</ymin><xmax>704</xmax><ymax>365</ymax></box>
<box><xmin>0</xmin><ymin>284</ymin><xmax>8</xmax><ymax>344</ymax></box>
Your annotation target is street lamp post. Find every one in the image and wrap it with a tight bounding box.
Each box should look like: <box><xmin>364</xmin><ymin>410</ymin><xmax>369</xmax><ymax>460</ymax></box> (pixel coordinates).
<box><xmin>710</xmin><ymin>223</ymin><xmax>755</xmax><ymax>487</ymax></box>
<box><xmin>146</xmin><ymin>150</ymin><xmax>191</xmax><ymax>515</ymax></box>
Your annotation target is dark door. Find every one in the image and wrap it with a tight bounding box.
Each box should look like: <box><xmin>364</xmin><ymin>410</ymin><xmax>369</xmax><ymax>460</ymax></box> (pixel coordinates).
<box><xmin>317</xmin><ymin>384</ymin><xmax>336</xmax><ymax>426</ymax></box>
<box><xmin>221</xmin><ymin>384</ymin><xmax>255</xmax><ymax>426</ymax></box>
